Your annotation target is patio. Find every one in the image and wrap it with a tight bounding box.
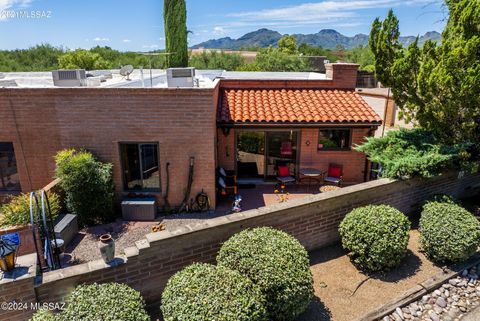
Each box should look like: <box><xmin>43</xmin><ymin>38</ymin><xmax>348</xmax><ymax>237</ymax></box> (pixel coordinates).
<box><xmin>61</xmin><ymin>182</ymin><xmax>339</xmax><ymax>265</ymax></box>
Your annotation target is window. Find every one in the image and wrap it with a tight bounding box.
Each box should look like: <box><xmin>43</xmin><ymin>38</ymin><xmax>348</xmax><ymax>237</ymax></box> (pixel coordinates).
<box><xmin>120</xmin><ymin>143</ymin><xmax>160</xmax><ymax>191</ymax></box>
<box><xmin>0</xmin><ymin>142</ymin><xmax>21</xmax><ymax>191</ymax></box>
<box><xmin>318</xmin><ymin>129</ymin><xmax>351</xmax><ymax>150</ymax></box>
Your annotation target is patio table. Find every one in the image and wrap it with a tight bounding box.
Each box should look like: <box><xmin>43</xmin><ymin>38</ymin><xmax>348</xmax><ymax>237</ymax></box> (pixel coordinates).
<box><xmin>299</xmin><ymin>168</ymin><xmax>324</xmax><ymax>191</ymax></box>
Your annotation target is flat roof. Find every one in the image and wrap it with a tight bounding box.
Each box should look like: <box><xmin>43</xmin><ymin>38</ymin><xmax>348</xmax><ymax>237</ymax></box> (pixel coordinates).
<box><xmin>0</xmin><ymin>69</ymin><xmax>328</xmax><ymax>89</ymax></box>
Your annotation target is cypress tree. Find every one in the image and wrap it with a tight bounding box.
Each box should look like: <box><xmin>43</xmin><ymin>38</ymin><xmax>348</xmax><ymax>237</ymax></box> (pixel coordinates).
<box><xmin>164</xmin><ymin>0</ymin><xmax>188</xmax><ymax>67</ymax></box>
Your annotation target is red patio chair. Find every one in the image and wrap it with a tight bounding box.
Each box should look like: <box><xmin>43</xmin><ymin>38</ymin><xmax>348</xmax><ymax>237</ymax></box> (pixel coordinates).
<box><xmin>324</xmin><ymin>164</ymin><xmax>343</xmax><ymax>186</ymax></box>
<box><xmin>277</xmin><ymin>165</ymin><xmax>296</xmax><ymax>185</ymax></box>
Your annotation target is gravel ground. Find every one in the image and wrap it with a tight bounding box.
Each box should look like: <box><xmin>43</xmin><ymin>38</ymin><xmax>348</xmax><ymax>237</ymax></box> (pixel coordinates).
<box><xmin>63</xmin><ymin>211</ymin><xmax>224</xmax><ymax>264</ymax></box>
<box><xmin>385</xmin><ymin>266</ymin><xmax>480</xmax><ymax>321</ymax></box>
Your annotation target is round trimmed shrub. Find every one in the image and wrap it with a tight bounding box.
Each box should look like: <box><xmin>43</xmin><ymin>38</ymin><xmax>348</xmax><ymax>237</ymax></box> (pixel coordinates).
<box><xmin>420</xmin><ymin>201</ymin><xmax>480</xmax><ymax>263</ymax></box>
<box><xmin>30</xmin><ymin>309</ymin><xmax>56</xmax><ymax>321</ymax></box>
<box><xmin>161</xmin><ymin>263</ymin><xmax>267</xmax><ymax>321</ymax></box>
<box><xmin>60</xmin><ymin>283</ymin><xmax>149</xmax><ymax>321</ymax></box>
<box><xmin>339</xmin><ymin>205</ymin><xmax>411</xmax><ymax>272</ymax></box>
<box><xmin>217</xmin><ymin>227</ymin><xmax>313</xmax><ymax>321</ymax></box>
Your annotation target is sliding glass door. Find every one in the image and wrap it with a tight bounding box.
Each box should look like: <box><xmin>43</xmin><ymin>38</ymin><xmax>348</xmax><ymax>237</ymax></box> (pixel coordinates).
<box><xmin>236</xmin><ymin>130</ymin><xmax>298</xmax><ymax>180</ymax></box>
<box><xmin>266</xmin><ymin>131</ymin><xmax>298</xmax><ymax>178</ymax></box>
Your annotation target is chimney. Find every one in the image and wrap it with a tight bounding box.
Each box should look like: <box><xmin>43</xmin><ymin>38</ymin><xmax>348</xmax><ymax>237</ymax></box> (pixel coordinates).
<box><xmin>325</xmin><ymin>63</ymin><xmax>359</xmax><ymax>89</ymax></box>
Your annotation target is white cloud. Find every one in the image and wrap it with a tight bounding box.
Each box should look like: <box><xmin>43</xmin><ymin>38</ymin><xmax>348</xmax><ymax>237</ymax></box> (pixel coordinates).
<box><xmin>142</xmin><ymin>44</ymin><xmax>159</xmax><ymax>49</ymax></box>
<box><xmin>213</xmin><ymin>26</ymin><xmax>227</xmax><ymax>36</ymax></box>
<box><xmin>93</xmin><ymin>37</ymin><xmax>110</xmax><ymax>42</ymax></box>
<box><xmin>228</xmin><ymin>0</ymin><xmax>432</xmax><ymax>26</ymax></box>
<box><xmin>122</xmin><ymin>39</ymin><xmax>131</xmax><ymax>43</ymax></box>
<box><xmin>0</xmin><ymin>0</ymin><xmax>33</xmax><ymax>20</ymax></box>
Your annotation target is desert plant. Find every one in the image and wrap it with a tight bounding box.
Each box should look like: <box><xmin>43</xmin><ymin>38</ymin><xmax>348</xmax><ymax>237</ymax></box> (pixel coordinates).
<box><xmin>420</xmin><ymin>201</ymin><xmax>480</xmax><ymax>263</ymax></box>
<box><xmin>0</xmin><ymin>192</ymin><xmax>60</xmax><ymax>228</ymax></box>
<box><xmin>60</xmin><ymin>283</ymin><xmax>149</xmax><ymax>321</ymax></box>
<box><xmin>54</xmin><ymin>149</ymin><xmax>114</xmax><ymax>226</ymax></box>
<box><xmin>161</xmin><ymin>263</ymin><xmax>267</xmax><ymax>321</ymax></box>
<box><xmin>217</xmin><ymin>227</ymin><xmax>313</xmax><ymax>321</ymax></box>
<box><xmin>339</xmin><ymin>205</ymin><xmax>411</xmax><ymax>272</ymax></box>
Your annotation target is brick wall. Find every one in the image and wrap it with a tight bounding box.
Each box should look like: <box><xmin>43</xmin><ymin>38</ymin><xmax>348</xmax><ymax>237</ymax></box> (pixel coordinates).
<box><xmin>0</xmin><ymin>86</ymin><xmax>219</xmax><ymax>208</ymax></box>
<box><xmin>26</xmin><ymin>172</ymin><xmax>480</xmax><ymax>318</ymax></box>
<box><xmin>299</xmin><ymin>127</ymin><xmax>373</xmax><ymax>183</ymax></box>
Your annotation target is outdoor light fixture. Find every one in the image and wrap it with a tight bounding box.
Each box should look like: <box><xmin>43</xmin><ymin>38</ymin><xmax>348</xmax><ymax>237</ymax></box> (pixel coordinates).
<box><xmin>0</xmin><ymin>238</ymin><xmax>18</xmax><ymax>272</ymax></box>
<box><xmin>305</xmin><ymin>140</ymin><xmax>311</xmax><ymax>146</ymax></box>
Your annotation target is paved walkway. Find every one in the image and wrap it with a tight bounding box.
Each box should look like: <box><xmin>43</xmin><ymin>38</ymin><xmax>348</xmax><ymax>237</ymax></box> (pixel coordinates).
<box><xmin>463</xmin><ymin>305</ymin><xmax>480</xmax><ymax>321</ymax></box>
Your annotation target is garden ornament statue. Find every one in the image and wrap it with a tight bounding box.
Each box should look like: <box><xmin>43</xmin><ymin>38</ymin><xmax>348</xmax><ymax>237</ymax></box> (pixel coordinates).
<box><xmin>232</xmin><ymin>195</ymin><xmax>242</xmax><ymax>213</ymax></box>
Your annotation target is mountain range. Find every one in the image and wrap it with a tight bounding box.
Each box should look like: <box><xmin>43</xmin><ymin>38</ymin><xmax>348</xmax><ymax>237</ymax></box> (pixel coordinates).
<box><xmin>191</xmin><ymin>28</ymin><xmax>441</xmax><ymax>50</ymax></box>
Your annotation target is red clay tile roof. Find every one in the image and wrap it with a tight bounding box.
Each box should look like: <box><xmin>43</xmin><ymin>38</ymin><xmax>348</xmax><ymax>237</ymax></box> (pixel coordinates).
<box><xmin>218</xmin><ymin>88</ymin><xmax>382</xmax><ymax>124</ymax></box>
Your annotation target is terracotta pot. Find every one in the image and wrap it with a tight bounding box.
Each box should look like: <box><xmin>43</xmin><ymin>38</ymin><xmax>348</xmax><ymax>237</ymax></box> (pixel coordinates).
<box><xmin>98</xmin><ymin>234</ymin><xmax>115</xmax><ymax>263</ymax></box>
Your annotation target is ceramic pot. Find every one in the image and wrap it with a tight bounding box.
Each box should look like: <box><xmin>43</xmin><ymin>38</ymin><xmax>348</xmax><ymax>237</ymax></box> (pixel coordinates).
<box><xmin>98</xmin><ymin>234</ymin><xmax>115</xmax><ymax>263</ymax></box>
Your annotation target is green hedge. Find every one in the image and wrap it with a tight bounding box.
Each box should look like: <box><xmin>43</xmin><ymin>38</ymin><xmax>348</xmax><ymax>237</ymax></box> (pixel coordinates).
<box><xmin>217</xmin><ymin>227</ymin><xmax>313</xmax><ymax>321</ymax></box>
<box><xmin>339</xmin><ymin>205</ymin><xmax>411</xmax><ymax>272</ymax></box>
<box><xmin>161</xmin><ymin>263</ymin><xmax>267</xmax><ymax>321</ymax></box>
<box><xmin>0</xmin><ymin>192</ymin><xmax>60</xmax><ymax>228</ymax></box>
<box><xmin>54</xmin><ymin>149</ymin><xmax>114</xmax><ymax>226</ymax></box>
<box><xmin>420</xmin><ymin>202</ymin><xmax>480</xmax><ymax>263</ymax></box>
<box><xmin>29</xmin><ymin>309</ymin><xmax>56</xmax><ymax>321</ymax></box>
<box><xmin>60</xmin><ymin>283</ymin><xmax>149</xmax><ymax>321</ymax></box>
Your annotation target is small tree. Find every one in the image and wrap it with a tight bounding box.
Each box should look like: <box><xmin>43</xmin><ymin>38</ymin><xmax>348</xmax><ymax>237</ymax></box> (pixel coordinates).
<box><xmin>369</xmin><ymin>2</ymin><xmax>480</xmax><ymax>151</ymax></box>
<box><xmin>54</xmin><ymin>149</ymin><xmax>114</xmax><ymax>226</ymax></box>
<box><xmin>277</xmin><ymin>35</ymin><xmax>298</xmax><ymax>55</ymax></box>
<box><xmin>58</xmin><ymin>49</ymin><xmax>109</xmax><ymax>70</ymax></box>
<box><xmin>164</xmin><ymin>0</ymin><xmax>188</xmax><ymax>67</ymax></box>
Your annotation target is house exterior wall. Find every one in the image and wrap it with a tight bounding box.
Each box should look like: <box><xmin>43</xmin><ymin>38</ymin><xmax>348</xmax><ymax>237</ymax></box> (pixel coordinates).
<box><xmin>216</xmin><ymin>127</ymin><xmax>373</xmax><ymax>184</ymax></box>
<box><xmin>216</xmin><ymin>128</ymin><xmax>235</xmax><ymax>171</ymax></box>
<box><xmin>0</xmin><ymin>86</ymin><xmax>218</xmax><ymax>208</ymax></box>
<box><xmin>299</xmin><ymin>127</ymin><xmax>373</xmax><ymax>184</ymax></box>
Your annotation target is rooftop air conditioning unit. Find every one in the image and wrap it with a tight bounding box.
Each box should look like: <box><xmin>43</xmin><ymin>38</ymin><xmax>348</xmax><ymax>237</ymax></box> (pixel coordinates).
<box><xmin>52</xmin><ymin>69</ymin><xmax>86</xmax><ymax>87</ymax></box>
<box><xmin>166</xmin><ymin>67</ymin><xmax>195</xmax><ymax>88</ymax></box>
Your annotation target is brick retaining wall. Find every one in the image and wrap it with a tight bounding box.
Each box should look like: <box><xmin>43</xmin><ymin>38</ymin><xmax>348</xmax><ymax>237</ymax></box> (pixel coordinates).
<box><xmin>1</xmin><ymin>172</ymin><xmax>479</xmax><ymax>320</ymax></box>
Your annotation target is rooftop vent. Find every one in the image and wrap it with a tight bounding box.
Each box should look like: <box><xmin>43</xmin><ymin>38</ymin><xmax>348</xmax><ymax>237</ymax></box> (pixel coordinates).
<box><xmin>166</xmin><ymin>67</ymin><xmax>196</xmax><ymax>88</ymax></box>
<box><xmin>52</xmin><ymin>69</ymin><xmax>86</xmax><ymax>87</ymax></box>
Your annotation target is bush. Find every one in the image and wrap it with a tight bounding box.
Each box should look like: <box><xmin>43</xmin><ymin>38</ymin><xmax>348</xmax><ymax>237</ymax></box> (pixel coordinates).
<box><xmin>0</xmin><ymin>192</ymin><xmax>60</xmax><ymax>228</ymax></box>
<box><xmin>54</xmin><ymin>149</ymin><xmax>114</xmax><ymax>226</ymax></box>
<box><xmin>355</xmin><ymin>128</ymin><xmax>471</xmax><ymax>179</ymax></box>
<box><xmin>60</xmin><ymin>283</ymin><xmax>149</xmax><ymax>321</ymax></box>
<box><xmin>420</xmin><ymin>202</ymin><xmax>480</xmax><ymax>263</ymax></box>
<box><xmin>339</xmin><ymin>205</ymin><xmax>411</xmax><ymax>272</ymax></box>
<box><xmin>217</xmin><ymin>227</ymin><xmax>313</xmax><ymax>321</ymax></box>
<box><xmin>428</xmin><ymin>193</ymin><xmax>459</xmax><ymax>205</ymax></box>
<box><xmin>30</xmin><ymin>309</ymin><xmax>56</xmax><ymax>321</ymax></box>
<box><xmin>161</xmin><ymin>263</ymin><xmax>267</xmax><ymax>321</ymax></box>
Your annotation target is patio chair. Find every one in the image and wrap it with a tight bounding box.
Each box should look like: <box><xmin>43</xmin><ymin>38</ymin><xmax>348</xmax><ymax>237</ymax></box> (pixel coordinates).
<box><xmin>276</xmin><ymin>165</ymin><xmax>296</xmax><ymax>185</ymax></box>
<box><xmin>324</xmin><ymin>163</ymin><xmax>343</xmax><ymax>186</ymax></box>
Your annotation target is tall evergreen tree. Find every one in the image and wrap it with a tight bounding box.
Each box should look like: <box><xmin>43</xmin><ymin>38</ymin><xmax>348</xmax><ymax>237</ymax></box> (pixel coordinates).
<box><xmin>164</xmin><ymin>0</ymin><xmax>188</xmax><ymax>67</ymax></box>
<box><xmin>369</xmin><ymin>1</ymin><xmax>480</xmax><ymax>152</ymax></box>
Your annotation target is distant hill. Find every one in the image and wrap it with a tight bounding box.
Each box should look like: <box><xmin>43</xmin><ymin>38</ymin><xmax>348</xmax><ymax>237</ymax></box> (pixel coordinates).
<box><xmin>191</xmin><ymin>28</ymin><xmax>441</xmax><ymax>50</ymax></box>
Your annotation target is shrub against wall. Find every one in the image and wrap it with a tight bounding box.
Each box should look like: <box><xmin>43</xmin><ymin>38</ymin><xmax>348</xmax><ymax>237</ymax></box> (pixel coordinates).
<box><xmin>29</xmin><ymin>309</ymin><xmax>56</xmax><ymax>321</ymax></box>
<box><xmin>0</xmin><ymin>192</ymin><xmax>60</xmax><ymax>228</ymax></box>
<box><xmin>54</xmin><ymin>149</ymin><xmax>114</xmax><ymax>226</ymax></box>
<box><xmin>339</xmin><ymin>205</ymin><xmax>411</xmax><ymax>272</ymax></box>
<box><xmin>60</xmin><ymin>283</ymin><xmax>149</xmax><ymax>321</ymax></box>
<box><xmin>161</xmin><ymin>263</ymin><xmax>268</xmax><ymax>321</ymax></box>
<box><xmin>420</xmin><ymin>201</ymin><xmax>480</xmax><ymax>263</ymax></box>
<box><xmin>217</xmin><ymin>227</ymin><xmax>313</xmax><ymax>321</ymax></box>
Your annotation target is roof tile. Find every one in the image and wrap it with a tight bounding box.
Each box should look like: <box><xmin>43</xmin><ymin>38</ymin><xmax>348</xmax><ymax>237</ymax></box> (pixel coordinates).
<box><xmin>218</xmin><ymin>88</ymin><xmax>382</xmax><ymax>124</ymax></box>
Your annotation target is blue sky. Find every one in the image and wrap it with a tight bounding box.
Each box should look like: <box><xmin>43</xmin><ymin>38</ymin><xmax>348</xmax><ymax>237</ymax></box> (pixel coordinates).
<box><xmin>0</xmin><ymin>0</ymin><xmax>447</xmax><ymax>51</ymax></box>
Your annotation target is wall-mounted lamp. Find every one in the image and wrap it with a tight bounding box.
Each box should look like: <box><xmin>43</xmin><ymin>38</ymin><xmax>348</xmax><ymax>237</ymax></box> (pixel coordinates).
<box><xmin>305</xmin><ymin>140</ymin><xmax>311</xmax><ymax>146</ymax></box>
